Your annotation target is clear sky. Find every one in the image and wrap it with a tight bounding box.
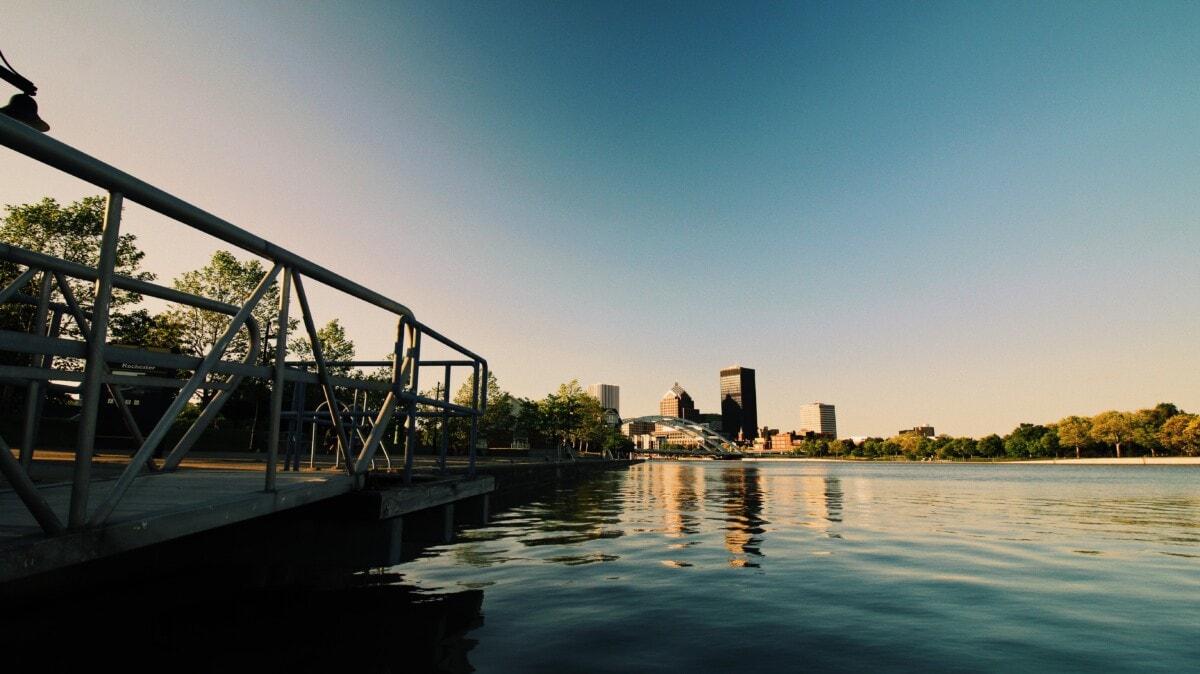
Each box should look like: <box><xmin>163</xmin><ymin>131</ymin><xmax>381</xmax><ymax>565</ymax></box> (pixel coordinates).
<box><xmin>3</xmin><ymin>1</ymin><xmax>1198</xmax><ymax>439</ymax></box>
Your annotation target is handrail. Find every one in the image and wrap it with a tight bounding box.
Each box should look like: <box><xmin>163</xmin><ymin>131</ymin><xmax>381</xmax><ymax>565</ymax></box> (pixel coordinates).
<box><xmin>0</xmin><ymin>113</ymin><xmax>487</xmax><ymax>535</ymax></box>
<box><xmin>0</xmin><ymin>115</ymin><xmax>414</xmax><ymax>321</ymax></box>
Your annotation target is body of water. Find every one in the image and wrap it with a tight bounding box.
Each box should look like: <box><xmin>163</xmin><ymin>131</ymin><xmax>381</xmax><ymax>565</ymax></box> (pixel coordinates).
<box><xmin>396</xmin><ymin>460</ymin><xmax>1200</xmax><ymax>673</ymax></box>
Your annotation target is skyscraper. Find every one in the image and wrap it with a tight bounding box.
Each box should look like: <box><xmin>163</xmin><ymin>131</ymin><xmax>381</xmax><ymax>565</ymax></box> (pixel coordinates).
<box><xmin>720</xmin><ymin>365</ymin><xmax>758</xmax><ymax>443</ymax></box>
<box><xmin>587</xmin><ymin>382</ymin><xmax>620</xmax><ymax>427</ymax></box>
<box><xmin>660</xmin><ymin>382</ymin><xmax>698</xmax><ymax>420</ymax></box>
<box><xmin>586</xmin><ymin>383</ymin><xmax>619</xmax><ymax>416</ymax></box>
<box><xmin>800</xmin><ymin>402</ymin><xmax>837</xmax><ymax>439</ymax></box>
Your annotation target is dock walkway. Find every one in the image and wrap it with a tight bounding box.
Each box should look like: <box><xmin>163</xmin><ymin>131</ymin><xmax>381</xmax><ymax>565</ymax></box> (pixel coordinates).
<box><xmin>0</xmin><ymin>449</ymin><xmax>496</xmax><ymax>591</ymax></box>
<box><xmin>1</xmin><ymin>449</ymin><xmax>637</xmax><ymax>593</ymax></box>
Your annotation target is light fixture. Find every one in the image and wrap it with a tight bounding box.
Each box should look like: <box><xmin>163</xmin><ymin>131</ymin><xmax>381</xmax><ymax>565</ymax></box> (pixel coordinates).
<box><xmin>0</xmin><ymin>49</ymin><xmax>49</xmax><ymax>132</ymax></box>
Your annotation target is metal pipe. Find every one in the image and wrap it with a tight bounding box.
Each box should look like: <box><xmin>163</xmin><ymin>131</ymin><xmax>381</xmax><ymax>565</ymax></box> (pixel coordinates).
<box><xmin>265</xmin><ymin>268</ymin><xmax>292</xmax><ymax>490</ymax></box>
<box><xmin>469</xmin><ymin>361</ymin><xmax>483</xmax><ymax>477</ymax></box>
<box><xmin>2</xmin><ymin>242</ymin><xmax>242</xmax><ymax>316</ymax></box>
<box><xmin>292</xmin><ymin>274</ymin><xmax>351</xmax><ymax>472</ymax></box>
<box><xmin>0</xmin><ymin>115</ymin><xmax>415</xmax><ymax>323</ymax></box>
<box><xmin>0</xmin><ymin>435</ymin><xmax>64</xmax><ymax>535</ymax></box>
<box><xmin>158</xmin><ymin>272</ymin><xmax>273</xmax><ymax>471</ymax></box>
<box><xmin>19</xmin><ymin>271</ymin><xmax>53</xmax><ymax>469</ymax></box>
<box><xmin>53</xmin><ymin>271</ymin><xmax>151</xmax><ymax>468</ymax></box>
<box><xmin>350</xmin><ymin>314</ymin><xmax>412</xmax><ymax>472</ymax></box>
<box><xmin>439</xmin><ymin>363</ymin><xmax>451</xmax><ymax>475</ymax></box>
<box><xmin>69</xmin><ymin>191</ymin><xmax>122</xmax><ymax>528</ymax></box>
<box><xmin>0</xmin><ymin>265</ymin><xmax>40</xmax><ymax>305</ymax></box>
<box><xmin>402</xmin><ymin>324</ymin><xmax>421</xmax><ymax>485</ymax></box>
<box><xmin>88</xmin><ymin>268</ymin><xmax>274</xmax><ymax>525</ymax></box>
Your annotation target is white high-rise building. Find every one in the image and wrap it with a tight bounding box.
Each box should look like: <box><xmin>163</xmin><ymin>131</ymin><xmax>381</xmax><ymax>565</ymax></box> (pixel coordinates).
<box><xmin>587</xmin><ymin>383</ymin><xmax>620</xmax><ymax>416</ymax></box>
<box><xmin>800</xmin><ymin>402</ymin><xmax>837</xmax><ymax>439</ymax></box>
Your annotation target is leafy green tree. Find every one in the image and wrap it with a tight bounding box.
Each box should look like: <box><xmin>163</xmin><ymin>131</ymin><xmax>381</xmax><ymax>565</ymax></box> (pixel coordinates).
<box><xmin>1005</xmin><ymin>423</ymin><xmax>1054</xmax><ymax>458</ymax></box>
<box><xmin>289</xmin><ymin>318</ymin><xmax>356</xmax><ymax>376</ymax></box>
<box><xmin>601</xmin><ymin>426</ymin><xmax>635</xmax><ymax>457</ymax></box>
<box><xmin>1</xmin><ymin>196</ymin><xmax>155</xmax><ymax>410</ymax></box>
<box><xmin>1</xmin><ymin>196</ymin><xmax>154</xmax><ymax>334</ymax></box>
<box><xmin>574</xmin><ymin>393</ymin><xmax>607</xmax><ymax>453</ymax></box>
<box><xmin>160</xmin><ymin>250</ymin><xmax>286</xmax><ymax>404</ymax></box>
<box><xmin>108</xmin><ymin>308</ymin><xmax>184</xmax><ymax>351</ymax></box>
<box><xmin>539</xmin><ymin>379</ymin><xmax>589</xmax><ymax>448</ymax></box>
<box><xmin>1132</xmin><ymin>407</ymin><xmax>1172</xmax><ymax>457</ymax></box>
<box><xmin>859</xmin><ymin>437</ymin><xmax>887</xmax><ymax>459</ymax></box>
<box><xmin>894</xmin><ymin>432</ymin><xmax>930</xmax><ymax>460</ymax></box>
<box><xmin>1159</xmin><ymin>414</ymin><xmax>1200</xmax><ymax>456</ymax></box>
<box><xmin>975</xmin><ymin>434</ymin><xmax>1004</xmax><ymax>459</ymax></box>
<box><xmin>512</xmin><ymin>397</ymin><xmax>546</xmax><ymax>448</ymax></box>
<box><xmin>938</xmin><ymin>436</ymin><xmax>976</xmax><ymax>461</ymax></box>
<box><xmin>1055</xmin><ymin>416</ymin><xmax>1092</xmax><ymax>458</ymax></box>
<box><xmin>450</xmin><ymin>371</ymin><xmax>516</xmax><ymax>451</ymax></box>
<box><xmin>1090</xmin><ymin>410</ymin><xmax>1134</xmax><ymax>458</ymax></box>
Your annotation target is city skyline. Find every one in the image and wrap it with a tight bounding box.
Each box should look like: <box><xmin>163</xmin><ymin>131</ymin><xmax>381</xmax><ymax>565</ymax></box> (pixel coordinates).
<box><xmin>3</xmin><ymin>3</ymin><xmax>1197</xmax><ymax>439</ymax></box>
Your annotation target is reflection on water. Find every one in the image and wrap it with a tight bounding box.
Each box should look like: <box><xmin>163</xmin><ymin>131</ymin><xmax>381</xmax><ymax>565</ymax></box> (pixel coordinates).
<box><xmin>397</xmin><ymin>461</ymin><xmax>1200</xmax><ymax>673</ymax></box>
<box><xmin>717</xmin><ymin>464</ymin><xmax>766</xmax><ymax>566</ymax></box>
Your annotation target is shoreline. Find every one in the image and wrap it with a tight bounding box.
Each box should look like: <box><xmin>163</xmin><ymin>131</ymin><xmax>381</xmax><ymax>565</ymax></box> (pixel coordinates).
<box><xmin>738</xmin><ymin>456</ymin><xmax>1200</xmax><ymax>465</ymax></box>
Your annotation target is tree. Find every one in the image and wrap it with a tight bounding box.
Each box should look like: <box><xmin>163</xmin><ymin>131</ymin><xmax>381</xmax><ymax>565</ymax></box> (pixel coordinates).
<box><xmin>1005</xmin><ymin>423</ymin><xmax>1057</xmax><ymax>459</ymax></box>
<box><xmin>976</xmin><ymin>434</ymin><xmax>1004</xmax><ymax>459</ymax></box>
<box><xmin>1055</xmin><ymin>416</ymin><xmax>1092</xmax><ymax>459</ymax></box>
<box><xmin>1</xmin><ymin>196</ymin><xmax>155</xmax><ymax>410</ymax></box>
<box><xmin>1131</xmin><ymin>408</ymin><xmax>1165</xmax><ymax>457</ymax></box>
<box><xmin>159</xmin><ymin>250</ymin><xmax>285</xmax><ymax>404</ymax></box>
<box><xmin>539</xmin><ymin>379</ymin><xmax>587</xmax><ymax>447</ymax></box>
<box><xmin>894</xmin><ymin>432</ymin><xmax>930</xmax><ymax>460</ymax></box>
<box><xmin>1</xmin><ymin>196</ymin><xmax>153</xmax><ymax>332</ymax></box>
<box><xmin>449</xmin><ymin>371</ymin><xmax>516</xmax><ymax>451</ymax></box>
<box><xmin>109</xmin><ymin>308</ymin><xmax>185</xmax><ymax>352</ymax></box>
<box><xmin>512</xmin><ymin>398</ymin><xmax>546</xmax><ymax>449</ymax></box>
<box><xmin>601</xmin><ymin>426</ymin><xmax>635</xmax><ymax>458</ymax></box>
<box><xmin>289</xmin><ymin>318</ymin><xmax>356</xmax><ymax>376</ymax></box>
<box><xmin>1159</xmin><ymin>414</ymin><xmax>1200</xmax><ymax>456</ymax></box>
<box><xmin>1090</xmin><ymin>410</ymin><xmax>1134</xmax><ymax>458</ymax></box>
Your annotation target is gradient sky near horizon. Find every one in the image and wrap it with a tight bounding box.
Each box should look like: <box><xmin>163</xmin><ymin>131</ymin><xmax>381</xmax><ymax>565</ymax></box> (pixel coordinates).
<box><xmin>3</xmin><ymin>1</ymin><xmax>1198</xmax><ymax>439</ymax></box>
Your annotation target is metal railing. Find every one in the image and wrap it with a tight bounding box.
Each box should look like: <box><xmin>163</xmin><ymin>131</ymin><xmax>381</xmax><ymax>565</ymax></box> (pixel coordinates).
<box><xmin>0</xmin><ymin>114</ymin><xmax>488</xmax><ymax>534</ymax></box>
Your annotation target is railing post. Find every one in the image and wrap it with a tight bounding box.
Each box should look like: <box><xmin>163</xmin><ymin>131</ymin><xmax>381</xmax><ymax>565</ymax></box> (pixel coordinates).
<box><xmin>19</xmin><ymin>271</ymin><xmax>53</xmax><ymax>470</ymax></box>
<box><xmin>292</xmin><ymin>274</ymin><xmax>352</xmax><ymax>471</ymax></box>
<box><xmin>402</xmin><ymin>324</ymin><xmax>421</xmax><ymax>485</ymax></box>
<box><xmin>69</xmin><ymin>190</ymin><xmax>122</xmax><ymax>528</ymax></box>
<box><xmin>468</xmin><ymin>361</ymin><xmax>482</xmax><ymax>477</ymax></box>
<box><xmin>439</xmin><ymin>364</ymin><xmax>452</xmax><ymax>475</ymax></box>
<box><xmin>265</xmin><ymin>269</ymin><xmax>292</xmax><ymax>491</ymax></box>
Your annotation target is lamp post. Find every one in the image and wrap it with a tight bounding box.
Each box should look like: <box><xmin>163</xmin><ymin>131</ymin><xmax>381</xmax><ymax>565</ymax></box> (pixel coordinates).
<box><xmin>0</xmin><ymin>49</ymin><xmax>49</xmax><ymax>132</ymax></box>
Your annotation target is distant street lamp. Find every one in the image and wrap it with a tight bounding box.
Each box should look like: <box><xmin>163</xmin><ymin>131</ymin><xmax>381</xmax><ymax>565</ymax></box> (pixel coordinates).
<box><xmin>0</xmin><ymin>49</ymin><xmax>49</xmax><ymax>132</ymax></box>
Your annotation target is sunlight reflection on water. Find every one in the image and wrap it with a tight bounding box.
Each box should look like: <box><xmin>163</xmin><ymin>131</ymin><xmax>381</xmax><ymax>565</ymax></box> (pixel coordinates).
<box><xmin>398</xmin><ymin>461</ymin><xmax>1200</xmax><ymax>673</ymax></box>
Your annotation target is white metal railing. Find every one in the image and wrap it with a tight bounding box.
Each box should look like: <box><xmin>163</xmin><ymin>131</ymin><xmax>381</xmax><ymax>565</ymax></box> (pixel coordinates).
<box><xmin>0</xmin><ymin>114</ymin><xmax>488</xmax><ymax>534</ymax></box>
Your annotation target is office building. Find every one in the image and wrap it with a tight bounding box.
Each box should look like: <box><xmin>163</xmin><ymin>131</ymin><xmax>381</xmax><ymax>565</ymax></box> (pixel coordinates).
<box><xmin>719</xmin><ymin>365</ymin><xmax>758</xmax><ymax>443</ymax></box>
<box><xmin>587</xmin><ymin>383</ymin><xmax>620</xmax><ymax>417</ymax></box>
<box><xmin>660</xmin><ymin>382</ymin><xmax>699</xmax><ymax>421</ymax></box>
<box><xmin>800</xmin><ymin>402</ymin><xmax>837</xmax><ymax>439</ymax></box>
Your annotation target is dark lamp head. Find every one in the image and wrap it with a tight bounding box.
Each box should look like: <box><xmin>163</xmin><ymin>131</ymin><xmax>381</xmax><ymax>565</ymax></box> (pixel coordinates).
<box><xmin>0</xmin><ymin>93</ymin><xmax>49</xmax><ymax>132</ymax></box>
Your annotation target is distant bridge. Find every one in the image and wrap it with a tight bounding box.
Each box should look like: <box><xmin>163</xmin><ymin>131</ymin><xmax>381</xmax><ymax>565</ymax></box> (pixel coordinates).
<box><xmin>622</xmin><ymin>416</ymin><xmax>745</xmax><ymax>458</ymax></box>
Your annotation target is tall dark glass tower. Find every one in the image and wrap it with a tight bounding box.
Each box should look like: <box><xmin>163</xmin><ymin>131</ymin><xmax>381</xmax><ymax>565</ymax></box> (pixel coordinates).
<box><xmin>720</xmin><ymin>366</ymin><xmax>758</xmax><ymax>443</ymax></box>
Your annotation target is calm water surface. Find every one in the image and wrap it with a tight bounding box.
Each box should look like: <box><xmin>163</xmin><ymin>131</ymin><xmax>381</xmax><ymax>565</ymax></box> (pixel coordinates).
<box><xmin>395</xmin><ymin>460</ymin><xmax>1200</xmax><ymax>673</ymax></box>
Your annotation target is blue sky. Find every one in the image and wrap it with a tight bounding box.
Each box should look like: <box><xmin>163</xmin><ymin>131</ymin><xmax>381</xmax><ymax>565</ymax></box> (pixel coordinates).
<box><xmin>3</xmin><ymin>1</ymin><xmax>1198</xmax><ymax>438</ymax></box>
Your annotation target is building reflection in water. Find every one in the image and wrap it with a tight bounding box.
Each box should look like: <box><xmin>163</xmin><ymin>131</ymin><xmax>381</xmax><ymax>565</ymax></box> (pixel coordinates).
<box><xmin>716</xmin><ymin>465</ymin><xmax>766</xmax><ymax>567</ymax></box>
<box><xmin>639</xmin><ymin>461</ymin><xmax>705</xmax><ymax>540</ymax></box>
